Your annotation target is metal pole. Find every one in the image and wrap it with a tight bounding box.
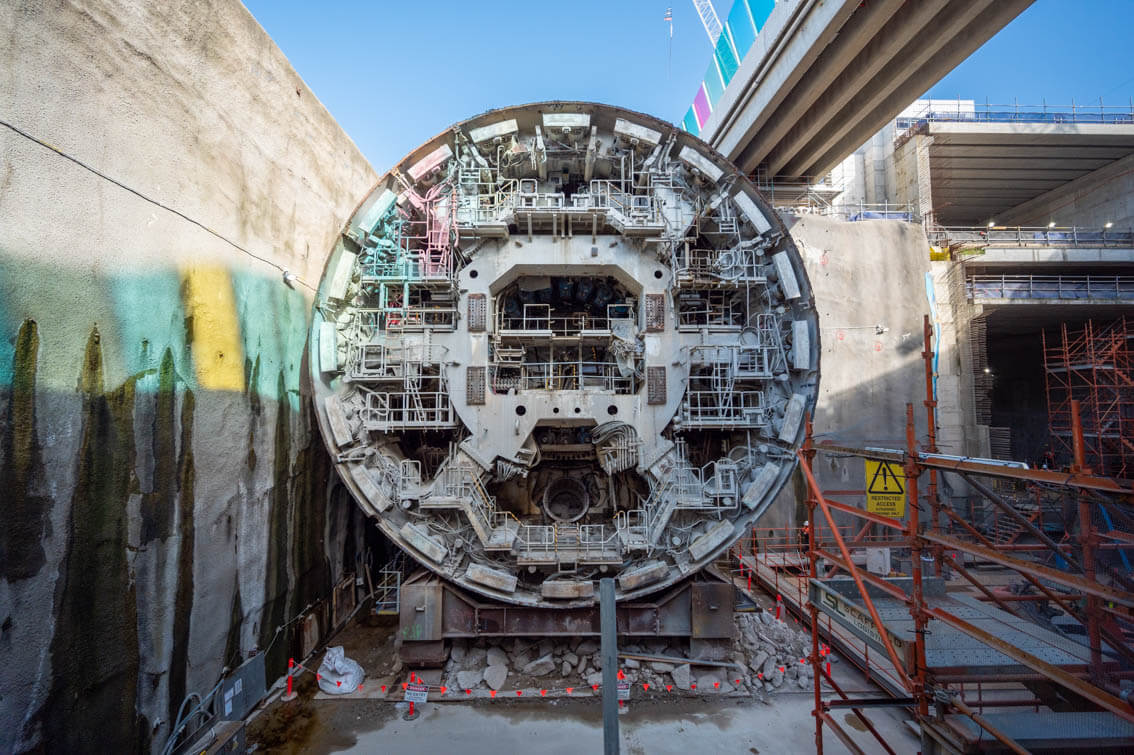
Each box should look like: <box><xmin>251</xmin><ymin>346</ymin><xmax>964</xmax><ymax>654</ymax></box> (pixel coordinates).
<box><xmin>906</xmin><ymin>405</ymin><xmax>929</xmax><ymax>718</ymax></box>
<box><xmin>600</xmin><ymin>577</ymin><xmax>619</xmax><ymax>755</ymax></box>
<box><xmin>922</xmin><ymin>315</ymin><xmax>942</xmax><ymax>577</ymax></box>
<box><xmin>1072</xmin><ymin>400</ymin><xmax>1105</xmax><ymax>683</ymax></box>
<box><xmin>803</xmin><ymin>417</ymin><xmax>823</xmax><ymax>755</ymax></box>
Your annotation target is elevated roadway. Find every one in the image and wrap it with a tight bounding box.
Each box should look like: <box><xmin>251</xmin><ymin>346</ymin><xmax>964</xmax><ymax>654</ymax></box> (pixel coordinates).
<box><xmin>699</xmin><ymin>0</ymin><xmax>1034</xmax><ymax>180</ymax></box>
<box><xmin>910</xmin><ymin>122</ymin><xmax>1134</xmax><ymax>225</ymax></box>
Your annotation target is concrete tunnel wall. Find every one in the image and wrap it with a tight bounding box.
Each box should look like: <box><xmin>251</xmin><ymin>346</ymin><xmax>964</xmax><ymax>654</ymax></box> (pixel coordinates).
<box><xmin>0</xmin><ymin>1</ymin><xmax>377</xmax><ymax>752</ymax></box>
<box><xmin>764</xmin><ymin>215</ymin><xmax>933</xmax><ymax>535</ymax></box>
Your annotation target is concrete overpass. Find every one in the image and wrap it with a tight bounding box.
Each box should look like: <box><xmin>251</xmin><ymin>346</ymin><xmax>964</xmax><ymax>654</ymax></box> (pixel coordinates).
<box><xmin>907</xmin><ymin>122</ymin><xmax>1134</xmax><ymax>225</ymax></box>
<box><xmin>697</xmin><ymin>0</ymin><xmax>1034</xmax><ymax>180</ymax></box>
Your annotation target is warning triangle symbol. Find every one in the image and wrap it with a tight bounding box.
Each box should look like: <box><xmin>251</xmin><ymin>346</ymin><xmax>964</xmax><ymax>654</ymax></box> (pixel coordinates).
<box><xmin>867</xmin><ymin>462</ymin><xmax>904</xmax><ymax>494</ymax></box>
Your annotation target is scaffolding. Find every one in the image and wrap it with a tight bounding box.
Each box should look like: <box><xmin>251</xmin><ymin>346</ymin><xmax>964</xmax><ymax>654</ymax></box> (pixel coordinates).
<box><xmin>1044</xmin><ymin>317</ymin><xmax>1133</xmax><ymax>479</ymax></box>
<box><xmin>727</xmin><ymin>315</ymin><xmax>1134</xmax><ymax>752</ymax></box>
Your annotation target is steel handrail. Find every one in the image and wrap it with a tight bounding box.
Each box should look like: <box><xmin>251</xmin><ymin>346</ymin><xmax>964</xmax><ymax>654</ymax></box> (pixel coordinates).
<box><xmin>929</xmin><ymin>225</ymin><xmax>1134</xmax><ymax>249</ymax></box>
<box><xmin>965</xmin><ymin>274</ymin><xmax>1134</xmax><ymax>301</ymax></box>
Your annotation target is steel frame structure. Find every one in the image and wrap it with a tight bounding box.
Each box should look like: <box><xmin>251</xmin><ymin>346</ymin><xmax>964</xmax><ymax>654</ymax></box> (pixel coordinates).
<box><xmin>1044</xmin><ymin>316</ymin><xmax>1133</xmax><ymax>480</ymax></box>
<box><xmin>789</xmin><ymin>315</ymin><xmax>1134</xmax><ymax>753</ymax></box>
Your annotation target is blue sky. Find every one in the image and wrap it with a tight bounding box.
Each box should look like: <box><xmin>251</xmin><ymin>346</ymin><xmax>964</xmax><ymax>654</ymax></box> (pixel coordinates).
<box><xmin>244</xmin><ymin>0</ymin><xmax>1134</xmax><ymax>172</ymax></box>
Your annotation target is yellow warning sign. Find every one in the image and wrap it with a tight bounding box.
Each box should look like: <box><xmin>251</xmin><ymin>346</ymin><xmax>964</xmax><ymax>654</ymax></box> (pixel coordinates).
<box><xmin>865</xmin><ymin>460</ymin><xmax>906</xmax><ymax>518</ymax></box>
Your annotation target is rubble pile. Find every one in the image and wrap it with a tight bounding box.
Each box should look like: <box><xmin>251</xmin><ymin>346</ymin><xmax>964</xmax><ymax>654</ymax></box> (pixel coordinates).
<box><xmin>435</xmin><ymin>609</ymin><xmax>818</xmax><ymax>697</ymax></box>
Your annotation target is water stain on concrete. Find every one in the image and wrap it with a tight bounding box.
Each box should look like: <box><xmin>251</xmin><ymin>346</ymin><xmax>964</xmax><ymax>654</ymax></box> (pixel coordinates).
<box><xmin>0</xmin><ymin>319</ymin><xmax>52</xmax><ymax>581</ymax></box>
<box><xmin>167</xmin><ymin>377</ymin><xmax>197</xmax><ymax>735</ymax></box>
<box><xmin>37</xmin><ymin>325</ymin><xmax>143</xmax><ymax>752</ymax></box>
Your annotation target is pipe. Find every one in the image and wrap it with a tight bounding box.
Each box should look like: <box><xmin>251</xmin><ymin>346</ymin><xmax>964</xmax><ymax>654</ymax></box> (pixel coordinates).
<box><xmin>951</xmin><ymin>696</ymin><xmax>1029</xmax><ymax>755</ymax></box>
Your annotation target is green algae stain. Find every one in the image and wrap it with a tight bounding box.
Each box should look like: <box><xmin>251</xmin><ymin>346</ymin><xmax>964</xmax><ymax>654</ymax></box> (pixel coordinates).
<box><xmin>0</xmin><ymin>319</ymin><xmax>53</xmax><ymax>581</ymax></box>
<box><xmin>39</xmin><ymin>325</ymin><xmax>142</xmax><ymax>752</ymax></box>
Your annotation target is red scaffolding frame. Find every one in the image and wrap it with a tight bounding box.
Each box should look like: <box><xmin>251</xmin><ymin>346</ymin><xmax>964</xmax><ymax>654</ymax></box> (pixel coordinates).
<box><xmin>1044</xmin><ymin>316</ymin><xmax>1133</xmax><ymax>480</ymax></box>
<box><xmin>766</xmin><ymin>315</ymin><xmax>1134</xmax><ymax>753</ymax></box>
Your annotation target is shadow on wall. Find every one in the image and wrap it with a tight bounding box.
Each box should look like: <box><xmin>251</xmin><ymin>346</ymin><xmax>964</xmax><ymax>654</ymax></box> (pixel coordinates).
<box><xmin>0</xmin><ymin>258</ymin><xmax>357</xmax><ymax>753</ymax></box>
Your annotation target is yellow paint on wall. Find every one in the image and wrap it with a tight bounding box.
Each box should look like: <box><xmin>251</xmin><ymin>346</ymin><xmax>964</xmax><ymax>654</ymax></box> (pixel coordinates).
<box><xmin>181</xmin><ymin>265</ymin><xmax>245</xmax><ymax>391</ymax></box>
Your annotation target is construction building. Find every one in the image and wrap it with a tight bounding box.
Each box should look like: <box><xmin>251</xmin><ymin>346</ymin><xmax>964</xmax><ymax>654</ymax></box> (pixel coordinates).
<box><xmin>1</xmin><ymin>1</ymin><xmax>1132</xmax><ymax>753</ymax></box>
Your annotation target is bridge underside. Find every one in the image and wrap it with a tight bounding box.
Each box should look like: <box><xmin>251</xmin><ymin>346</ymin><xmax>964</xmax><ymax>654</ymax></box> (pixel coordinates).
<box><xmin>703</xmin><ymin>0</ymin><xmax>1034</xmax><ymax>181</ymax></box>
<box><xmin>921</xmin><ymin>123</ymin><xmax>1134</xmax><ymax>226</ymax></box>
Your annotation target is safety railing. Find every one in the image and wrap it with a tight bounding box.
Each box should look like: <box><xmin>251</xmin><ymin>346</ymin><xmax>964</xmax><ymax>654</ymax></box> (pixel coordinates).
<box><xmin>679</xmin><ymin>390</ymin><xmax>767</xmax><ymax>428</ymax></box>
<box><xmin>578</xmin><ymin>523</ymin><xmax>619</xmax><ymax>555</ymax></box>
<box><xmin>382</xmin><ymin>306</ymin><xmax>458</xmax><ymax>331</ymax></box>
<box><xmin>930</xmin><ymin>225</ymin><xmax>1134</xmax><ymax>249</ymax></box>
<box><xmin>614</xmin><ymin>508</ymin><xmax>648</xmax><ymax>545</ymax></box>
<box><xmin>965</xmin><ymin>274</ymin><xmax>1134</xmax><ymax>302</ymax></box>
<box><xmin>673</xmin><ymin>247</ymin><xmax>768</xmax><ymax>283</ymax></box>
<box><xmin>456</xmin><ymin>174</ymin><xmax>517</xmax><ymax>226</ymax></box>
<box><xmin>834</xmin><ymin>202</ymin><xmax>917</xmax><ymax>222</ymax></box>
<box><xmin>360</xmin><ymin>389</ymin><xmax>456</xmax><ymax>431</ymax></box>
<box><xmin>516</xmin><ymin>524</ymin><xmax>555</xmax><ymax>555</ymax></box>
<box><xmin>490</xmin><ymin>361</ymin><xmax>637</xmax><ymax>394</ymax></box>
<box><xmin>346</xmin><ymin>341</ymin><xmax>449</xmax><ymax>381</ymax></box>
<box><xmin>588</xmin><ymin>179</ymin><xmax>663</xmax><ymax>227</ymax></box>
<box><xmin>361</xmin><ymin>250</ymin><xmax>455</xmax><ymax>282</ymax></box>
<box><xmin>688</xmin><ymin>342</ymin><xmax>776</xmax><ymax>379</ymax></box>
<box><xmin>495</xmin><ymin>303</ymin><xmax>636</xmax><ymax>335</ymax></box>
<box><xmin>676</xmin><ymin>289</ymin><xmax>747</xmax><ymax>329</ymax></box>
<box><xmin>897</xmin><ymin>102</ymin><xmax>1134</xmax><ymax>131</ymax></box>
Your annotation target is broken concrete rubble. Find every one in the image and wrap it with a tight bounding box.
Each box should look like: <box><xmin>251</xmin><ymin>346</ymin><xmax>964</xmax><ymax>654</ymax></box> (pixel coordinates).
<box><xmin>433</xmin><ymin>608</ymin><xmax>811</xmax><ymax>699</ymax></box>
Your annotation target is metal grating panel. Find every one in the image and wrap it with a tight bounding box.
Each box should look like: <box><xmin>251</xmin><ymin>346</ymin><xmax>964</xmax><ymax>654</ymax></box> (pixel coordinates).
<box><xmin>468</xmin><ymin>293</ymin><xmax>487</xmax><ymax>332</ymax></box>
<box><xmin>467</xmin><ymin>366</ymin><xmax>486</xmax><ymax>405</ymax></box>
<box><xmin>647</xmin><ymin>366</ymin><xmax>666</xmax><ymax>405</ymax></box>
<box><xmin>645</xmin><ymin>293</ymin><xmax>665</xmax><ymax>332</ymax></box>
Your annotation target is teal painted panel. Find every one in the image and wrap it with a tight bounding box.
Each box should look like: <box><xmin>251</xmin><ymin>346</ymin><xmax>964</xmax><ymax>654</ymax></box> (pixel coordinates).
<box><xmin>683</xmin><ymin>107</ymin><xmax>701</xmax><ymax>135</ymax></box>
<box><xmin>109</xmin><ymin>269</ymin><xmax>192</xmax><ymax>387</ymax></box>
<box><xmin>230</xmin><ymin>269</ymin><xmax>311</xmax><ymax>408</ymax></box>
<box><xmin>726</xmin><ymin>0</ymin><xmax>757</xmax><ymax>59</ymax></box>
<box><xmin>703</xmin><ymin>59</ymin><xmax>725</xmax><ymax>106</ymax></box>
<box><xmin>747</xmin><ymin>0</ymin><xmax>776</xmax><ymax>32</ymax></box>
<box><xmin>714</xmin><ymin>30</ymin><xmax>740</xmax><ymax>85</ymax></box>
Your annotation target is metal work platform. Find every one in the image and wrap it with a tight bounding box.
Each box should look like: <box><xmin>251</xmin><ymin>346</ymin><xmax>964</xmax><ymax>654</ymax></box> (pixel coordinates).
<box><xmin>811</xmin><ymin>577</ymin><xmax>1114</xmax><ymax>679</ymax></box>
<box><xmin>926</xmin><ymin>711</ymin><xmax>1134</xmax><ymax>753</ymax></box>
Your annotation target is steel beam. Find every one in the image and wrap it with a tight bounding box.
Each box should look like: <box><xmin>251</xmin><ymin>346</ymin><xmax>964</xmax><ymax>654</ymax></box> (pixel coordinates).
<box><xmin>818</xmin><ymin>444</ymin><xmax>1134</xmax><ymax>499</ymax></box>
<box><xmin>822</xmin><ymin>497</ymin><xmax>906</xmax><ymax>530</ymax></box>
<box><xmin>924</xmin><ymin>605</ymin><xmax>1134</xmax><ymax>725</ymax></box>
<box><xmin>798</xmin><ymin>450</ymin><xmax>914</xmax><ymax>692</ymax></box>
<box><xmin>920</xmin><ymin>531</ymin><xmax>1134</xmax><ymax>609</ymax></box>
<box><xmin>959</xmin><ymin>472</ymin><xmax>1083</xmax><ymax>571</ymax></box>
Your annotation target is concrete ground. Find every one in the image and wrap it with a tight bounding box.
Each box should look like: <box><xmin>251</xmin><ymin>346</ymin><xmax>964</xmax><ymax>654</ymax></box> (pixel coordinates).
<box><xmin>248</xmin><ymin>651</ymin><xmax>921</xmax><ymax>754</ymax></box>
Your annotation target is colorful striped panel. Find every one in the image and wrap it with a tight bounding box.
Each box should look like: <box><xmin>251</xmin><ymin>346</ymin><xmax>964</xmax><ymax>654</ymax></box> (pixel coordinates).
<box><xmin>748</xmin><ymin>0</ymin><xmax>777</xmax><ymax>32</ymax></box>
<box><xmin>726</xmin><ymin>0</ymin><xmax>757</xmax><ymax>59</ymax></box>
<box><xmin>703</xmin><ymin>59</ymin><xmax>725</xmax><ymax>105</ymax></box>
<box><xmin>692</xmin><ymin>85</ymin><xmax>712</xmax><ymax>127</ymax></box>
<box><xmin>714</xmin><ymin>29</ymin><xmax>740</xmax><ymax>86</ymax></box>
<box><xmin>683</xmin><ymin>107</ymin><xmax>701</xmax><ymax>135</ymax></box>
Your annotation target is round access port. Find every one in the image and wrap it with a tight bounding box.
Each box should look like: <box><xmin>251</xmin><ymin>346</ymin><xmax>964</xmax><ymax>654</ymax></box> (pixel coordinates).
<box><xmin>542</xmin><ymin>476</ymin><xmax>589</xmax><ymax>523</ymax></box>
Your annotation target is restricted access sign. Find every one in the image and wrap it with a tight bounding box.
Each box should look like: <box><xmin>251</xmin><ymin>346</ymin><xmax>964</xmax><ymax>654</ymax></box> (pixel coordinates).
<box><xmin>864</xmin><ymin>460</ymin><xmax>905</xmax><ymax>517</ymax></box>
<box><xmin>404</xmin><ymin>683</ymin><xmax>429</xmax><ymax>703</ymax></box>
